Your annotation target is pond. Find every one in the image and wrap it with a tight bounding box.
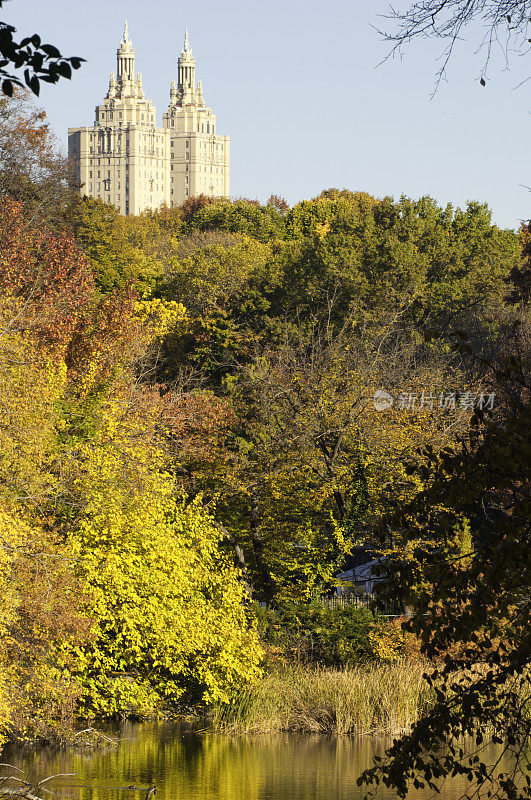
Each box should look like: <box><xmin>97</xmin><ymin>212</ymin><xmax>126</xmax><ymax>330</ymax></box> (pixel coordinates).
<box><xmin>3</xmin><ymin>721</ymin><xmax>484</xmax><ymax>800</ymax></box>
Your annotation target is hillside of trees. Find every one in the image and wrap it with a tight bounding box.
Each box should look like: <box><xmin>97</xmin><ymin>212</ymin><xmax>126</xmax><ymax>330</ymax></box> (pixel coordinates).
<box><xmin>0</xmin><ymin>91</ymin><xmax>528</xmax><ymax>798</ymax></box>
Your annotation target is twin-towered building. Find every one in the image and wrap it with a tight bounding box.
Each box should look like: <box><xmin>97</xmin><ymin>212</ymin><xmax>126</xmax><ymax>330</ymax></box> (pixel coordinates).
<box><xmin>68</xmin><ymin>23</ymin><xmax>230</xmax><ymax>215</ymax></box>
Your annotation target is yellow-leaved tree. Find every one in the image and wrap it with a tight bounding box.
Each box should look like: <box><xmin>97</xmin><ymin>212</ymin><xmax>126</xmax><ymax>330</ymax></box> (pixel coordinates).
<box><xmin>0</xmin><ymin>195</ymin><xmax>261</xmax><ymax>738</ymax></box>
<box><xmin>65</xmin><ymin>395</ymin><xmax>262</xmax><ymax>717</ymax></box>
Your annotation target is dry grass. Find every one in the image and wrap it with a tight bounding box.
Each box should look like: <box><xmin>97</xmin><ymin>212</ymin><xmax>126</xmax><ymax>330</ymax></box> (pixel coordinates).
<box><xmin>213</xmin><ymin>659</ymin><xmax>433</xmax><ymax>736</ymax></box>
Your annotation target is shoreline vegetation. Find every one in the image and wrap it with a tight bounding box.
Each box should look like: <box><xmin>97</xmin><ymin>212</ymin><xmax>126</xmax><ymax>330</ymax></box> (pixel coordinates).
<box><xmin>212</xmin><ymin>660</ymin><xmax>432</xmax><ymax>736</ymax></box>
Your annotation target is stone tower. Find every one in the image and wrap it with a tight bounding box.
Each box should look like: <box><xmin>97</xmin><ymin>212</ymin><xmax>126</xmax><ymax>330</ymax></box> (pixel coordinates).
<box><xmin>163</xmin><ymin>30</ymin><xmax>230</xmax><ymax>204</ymax></box>
<box><xmin>68</xmin><ymin>24</ymin><xmax>229</xmax><ymax>215</ymax></box>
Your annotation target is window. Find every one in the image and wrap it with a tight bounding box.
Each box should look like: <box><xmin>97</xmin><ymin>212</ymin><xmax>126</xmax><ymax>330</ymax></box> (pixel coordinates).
<box><xmin>90</xmin><ymin>147</ymin><xmax>93</xmax><ymax>154</ymax></box>
<box><xmin>89</xmin><ymin>171</ymin><xmax>92</xmax><ymax>178</ymax></box>
<box><xmin>186</xmin><ymin>140</ymin><xmax>189</xmax><ymax>148</ymax></box>
<box><xmin>171</xmin><ymin>140</ymin><xmax>174</xmax><ymax>147</ymax></box>
<box><xmin>98</xmin><ymin>171</ymin><xmax>100</xmax><ymax>178</ymax></box>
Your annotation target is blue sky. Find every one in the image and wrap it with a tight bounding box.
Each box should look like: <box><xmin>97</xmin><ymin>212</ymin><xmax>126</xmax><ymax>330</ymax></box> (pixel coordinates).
<box><xmin>3</xmin><ymin>0</ymin><xmax>529</xmax><ymax>228</ymax></box>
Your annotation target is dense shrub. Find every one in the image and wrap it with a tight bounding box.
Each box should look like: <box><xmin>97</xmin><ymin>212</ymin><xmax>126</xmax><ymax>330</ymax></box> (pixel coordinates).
<box><xmin>255</xmin><ymin>602</ymin><xmax>411</xmax><ymax>666</ymax></box>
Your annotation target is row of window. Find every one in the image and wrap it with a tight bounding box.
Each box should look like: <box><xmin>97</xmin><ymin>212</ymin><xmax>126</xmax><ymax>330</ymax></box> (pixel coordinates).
<box><xmin>166</xmin><ymin>117</ymin><xmax>216</xmax><ymax>134</ymax></box>
<box><xmin>87</xmin><ymin>157</ymin><xmax>165</xmax><ymax>169</ymax></box>
<box><xmin>88</xmin><ymin>158</ymin><xmax>124</xmax><ymax>167</ymax></box>
<box><xmin>199</xmin><ymin>140</ymin><xmax>224</xmax><ymax>151</ymax></box>
<box><xmin>90</xmin><ymin>146</ymin><xmax>163</xmax><ymax>157</ymax></box>
<box><xmin>89</xmin><ymin>162</ymin><xmax>223</xmax><ymax>177</ymax></box>
<box><xmin>89</xmin><ymin>184</ymin><xmax>127</xmax><ymax>196</ymax></box>
<box><xmin>95</xmin><ymin>110</ymin><xmax>156</xmax><ymax>124</ymax></box>
<box><xmin>87</xmin><ymin>139</ymin><xmax>223</xmax><ymax>156</ymax></box>
<box><xmin>88</xmin><ymin>130</ymin><xmax>163</xmax><ymax>143</ymax></box>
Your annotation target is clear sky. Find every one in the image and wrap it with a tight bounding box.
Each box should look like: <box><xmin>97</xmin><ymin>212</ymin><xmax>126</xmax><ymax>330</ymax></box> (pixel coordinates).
<box><xmin>3</xmin><ymin>0</ymin><xmax>529</xmax><ymax>229</ymax></box>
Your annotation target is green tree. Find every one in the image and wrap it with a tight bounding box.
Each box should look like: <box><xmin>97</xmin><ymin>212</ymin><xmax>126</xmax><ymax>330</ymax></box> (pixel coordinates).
<box><xmin>358</xmin><ymin>308</ymin><xmax>530</xmax><ymax>799</ymax></box>
<box><xmin>69</xmin><ymin>196</ymin><xmax>163</xmax><ymax>292</ymax></box>
<box><xmin>158</xmin><ymin>192</ymin><xmax>518</xmax><ymax>390</ymax></box>
<box><xmin>277</xmin><ymin>192</ymin><xmax>518</xmax><ymax>334</ymax></box>
<box><xmin>159</xmin><ymin>232</ymin><xmax>279</xmax><ymax>384</ymax></box>
<box><xmin>185</xmin><ymin>197</ymin><xmax>287</xmax><ymax>242</ymax></box>
<box><xmin>154</xmin><ymin>191</ymin><xmax>518</xmax><ymax>604</ymax></box>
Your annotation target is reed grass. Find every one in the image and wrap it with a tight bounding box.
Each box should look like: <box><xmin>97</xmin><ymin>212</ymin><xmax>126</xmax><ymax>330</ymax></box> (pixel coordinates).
<box><xmin>213</xmin><ymin>659</ymin><xmax>433</xmax><ymax>736</ymax></box>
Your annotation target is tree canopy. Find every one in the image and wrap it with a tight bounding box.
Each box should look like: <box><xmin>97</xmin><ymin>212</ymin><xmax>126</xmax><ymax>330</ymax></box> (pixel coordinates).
<box><xmin>0</xmin><ymin>92</ymin><xmax>528</xmax><ymax>784</ymax></box>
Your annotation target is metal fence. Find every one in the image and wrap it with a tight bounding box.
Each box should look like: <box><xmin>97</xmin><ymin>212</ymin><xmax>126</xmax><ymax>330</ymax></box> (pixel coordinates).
<box><xmin>321</xmin><ymin>594</ymin><xmax>372</xmax><ymax>610</ymax></box>
<box><xmin>321</xmin><ymin>593</ymin><xmax>401</xmax><ymax>616</ymax></box>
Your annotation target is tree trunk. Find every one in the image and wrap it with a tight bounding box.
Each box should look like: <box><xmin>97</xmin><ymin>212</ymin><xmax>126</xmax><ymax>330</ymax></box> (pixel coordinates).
<box><xmin>250</xmin><ymin>491</ymin><xmax>276</xmax><ymax>603</ymax></box>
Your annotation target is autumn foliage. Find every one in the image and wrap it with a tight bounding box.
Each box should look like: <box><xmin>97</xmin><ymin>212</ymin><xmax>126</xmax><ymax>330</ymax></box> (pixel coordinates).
<box><xmin>0</xmin><ymin>93</ymin><xmax>527</xmax><ymax>765</ymax></box>
<box><xmin>0</xmin><ymin>197</ymin><xmax>94</xmax><ymax>348</ymax></box>
<box><xmin>0</xmin><ymin>187</ymin><xmax>261</xmax><ymax>741</ymax></box>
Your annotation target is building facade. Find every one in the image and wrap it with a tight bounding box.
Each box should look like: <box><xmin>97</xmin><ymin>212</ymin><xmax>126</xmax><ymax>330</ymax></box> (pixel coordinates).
<box><xmin>68</xmin><ymin>24</ymin><xmax>230</xmax><ymax>216</ymax></box>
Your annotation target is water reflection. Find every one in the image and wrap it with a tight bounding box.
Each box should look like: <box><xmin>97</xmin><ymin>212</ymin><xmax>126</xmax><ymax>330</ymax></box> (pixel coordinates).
<box><xmin>4</xmin><ymin>721</ymin><xmax>477</xmax><ymax>800</ymax></box>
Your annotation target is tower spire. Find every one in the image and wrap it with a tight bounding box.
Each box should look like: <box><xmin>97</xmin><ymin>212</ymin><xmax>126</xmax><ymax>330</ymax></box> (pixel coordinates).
<box><xmin>182</xmin><ymin>28</ymin><xmax>192</xmax><ymax>56</ymax></box>
<box><xmin>177</xmin><ymin>28</ymin><xmax>196</xmax><ymax>98</ymax></box>
<box><xmin>117</xmin><ymin>21</ymin><xmax>135</xmax><ymax>82</ymax></box>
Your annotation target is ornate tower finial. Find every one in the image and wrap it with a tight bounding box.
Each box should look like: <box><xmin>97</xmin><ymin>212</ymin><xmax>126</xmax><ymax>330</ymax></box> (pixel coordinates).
<box><xmin>182</xmin><ymin>29</ymin><xmax>192</xmax><ymax>55</ymax></box>
<box><xmin>178</xmin><ymin>28</ymin><xmax>195</xmax><ymax>96</ymax></box>
<box><xmin>117</xmin><ymin>20</ymin><xmax>135</xmax><ymax>81</ymax></box>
